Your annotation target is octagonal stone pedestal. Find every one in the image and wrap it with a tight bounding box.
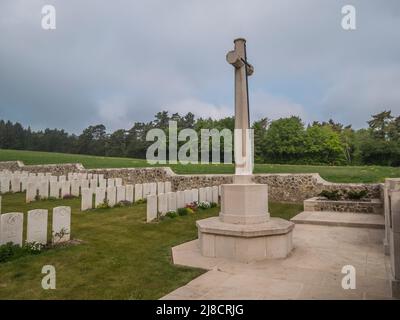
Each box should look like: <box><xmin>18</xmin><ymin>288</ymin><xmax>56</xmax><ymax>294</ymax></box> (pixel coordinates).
<box><xmin>197</xmin><ymin>183</ymin><xmax>295</xmax><ymax>263</ymax></box>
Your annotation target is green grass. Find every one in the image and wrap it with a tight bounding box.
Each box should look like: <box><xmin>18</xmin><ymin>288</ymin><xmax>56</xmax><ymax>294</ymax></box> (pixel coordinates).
<box><xmin>1</xmin><ymin>148</ymin><xmax>400</xmax><ymax>183</ymax></box>
<box><xmin>0</xmin><ymin>193</ymin><xmax>302</xmax><ymax>299</ymax></box>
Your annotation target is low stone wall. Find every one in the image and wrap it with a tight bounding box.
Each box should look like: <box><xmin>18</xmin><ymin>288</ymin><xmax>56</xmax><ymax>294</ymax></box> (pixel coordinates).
<box><xmin>304</xmin><ymin>197</ymin><xmax>383</xmax><ymax>214</ymax></box>
<box><xmin>1</xmin><ymin>160</ymin><xmax>384</xmax><ymax>203</ymax></box>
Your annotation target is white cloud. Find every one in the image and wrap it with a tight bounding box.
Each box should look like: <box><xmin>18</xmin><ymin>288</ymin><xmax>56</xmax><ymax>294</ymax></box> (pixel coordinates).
<box><xmin>167</xmin><ymin>98</ymin><xmax>232</xmax><ymax>120</ymax></box>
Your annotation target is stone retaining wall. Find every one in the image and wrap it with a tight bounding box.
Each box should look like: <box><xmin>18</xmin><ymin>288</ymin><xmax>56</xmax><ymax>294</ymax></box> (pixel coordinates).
<box><xmin>304</xmin><ymin>197</ymin><xmax>383</xmax><ymax>214</ymax></box>
<box><xmin>1</xmin><ymin>160</ymin><xmax>384</xmax><ymax>203</ymax></box>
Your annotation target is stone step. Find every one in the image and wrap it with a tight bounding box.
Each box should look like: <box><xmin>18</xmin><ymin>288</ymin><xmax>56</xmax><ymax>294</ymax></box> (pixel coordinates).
<box><xmin>290</xmin><ymin>211</ymin><xmax>385</xmax><ymax>229</ymax></box>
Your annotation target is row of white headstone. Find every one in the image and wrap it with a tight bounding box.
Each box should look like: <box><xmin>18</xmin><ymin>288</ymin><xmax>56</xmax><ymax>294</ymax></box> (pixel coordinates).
<box><xmin>0</xmin><ymin>206</ymin><xmax>71</xmax><ymax>247</ymax></box>
<box><xmin>25</xmin><ymin>175</ymin><xmax>124</xmax><ymax>203</ymax></box>
<box><xmin>0</xmin><ymin>170</ymin><xmax>124</xmax><ymax>199</ymax></box>
<box><xmin>81</xmin><ymin>181</ymin><xmax>172</xmax><ymax>211</ymax></box>
<box><xmin>146</xmin><ymin>186</ymin><xmax>221</xmax><ymax>222</ymax></box>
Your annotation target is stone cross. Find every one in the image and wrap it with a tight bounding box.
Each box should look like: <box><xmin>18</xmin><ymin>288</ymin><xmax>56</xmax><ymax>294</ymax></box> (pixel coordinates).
<box><xmin>226</xmin><ymin>38</ymin><xmax>254</xmax><ymax>179</ymax></box>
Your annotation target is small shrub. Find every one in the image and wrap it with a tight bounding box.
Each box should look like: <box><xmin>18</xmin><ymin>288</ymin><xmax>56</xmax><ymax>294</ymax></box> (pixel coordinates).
<box><xmin>210</xmin><ymin>202</ymin><xmax>218</xmax><ymax>208</ymax></box>
<box><xmin>23</xmin><ymin>242</ymin><xmax>44</xmax><ymax>254</ymax></box>
<box><xmin>347</xmin><ymin>190</ymin><xmax>368</xmax><ymax>200</ymax></box>
<box><xmin>97</xmin><ymin>200</ymin><xmax>110</xmax><ymax>209</ymax></box>
<box><xmin>0</xmin><ymin>242</ymin><xmax>44</xmax><ymax>263</ymax></box>
<box><xmin>319</xmin><ymin>190</ymin><xmax>341</xmax><ymax>201</ymax></box>
<box><xmin>135</xmin><ymin>199</ymin><xmax>147</xmax><ymax>205</ymax></box>
<box><xmin>114</xmin><ymin>200</ymin><xmax>132</xmax><ymax>208</ymax></box>
<box><xmin>198</xmin><ymin>201</ymin><xmax>211</xmax><ymax>210</ymax></box>
<box><xmin>165</xmin><ymin>211</ymin><xmax>178</xmax><ymax>219</ymax></box>
<box><xmin>62</xmin><ymin>194</ymin><xmax>76</xmax><ymax>200</ymax></box>
<box><xmin>34</xmin><ymin>195</ymin><xmax>41</xmax><ymax>201</ymax></box>
<box><xmin>177</xmin><ymin>207</ymin><xmax>189</xmax><ymax>216</ymax></box>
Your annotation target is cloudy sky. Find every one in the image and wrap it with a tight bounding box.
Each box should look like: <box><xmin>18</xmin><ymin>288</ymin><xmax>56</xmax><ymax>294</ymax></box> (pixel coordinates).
<box><xmin>0</xmin><ymin>0</ymin><xmax>399</xmax><ymax>133</ymax></box>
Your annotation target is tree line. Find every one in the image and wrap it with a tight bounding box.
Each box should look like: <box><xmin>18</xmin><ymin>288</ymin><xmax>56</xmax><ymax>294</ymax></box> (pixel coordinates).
<box><xmin>0</xmin><ymin>110</ymin><xmax>399</xmax><ymax>166</ymax></box>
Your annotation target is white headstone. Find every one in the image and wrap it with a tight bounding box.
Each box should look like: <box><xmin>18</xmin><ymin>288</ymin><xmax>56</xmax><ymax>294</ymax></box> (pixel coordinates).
<box><xmin>90</xmin><ymin>178</ymin><xmax>98</xmax><ymax>189</ymax></box>
<box><xmin>116</xmin><ymin>186</ymin><xmax>126</xmax><ymax>203</ymax></box>
<box><xmin>147</xmin><ymin>195</ymin><xmax>158</xmax><ymax>222</ymax></box>
<box><xmin>95</xmin><ymin>187</ymin><xmax>106</xmax><ymax>207</ymax></box>
<box><xmin>0</xmin><ymin>177</ymin><xmax>10</xmax><ymax>194</ymax></box>
<box><xmin>11</xmin><ymin>177</ymin><xmax>21</xmax><ymax>193</ymax></box>
<box><xmin>143</xmin><ymin>183</ymin><xmax>151</xmax><ymax>198</ymax></box>
<box><xmin>50</xmin><ymin>181</ymin><xmax>61</xmax><ymax>199</ymax></box>
<box><xmin>165</xmin><ymin>181</ymin><xmax>172</xmax><ymax>193</ymax></box>
<box><xmin>52</xmin><ymin>206</ymin><xmax>71</xmax><ymax>243</ymax></box>
<box><xmin>26</xmin><ymin>182</ymin><xmax>37</xmax><ymax>203</ymax></box>
<box><xmin>191</xmin><ymin>189</ymin><xmax>199</xmax><ymax>202</ymax></box>
<box><xmin>212</xmin><ymin>186</ymin><xmax>219</xmax><ymax>204</ymax></box>
<box><xmin>158</xmin><ymin>193</ymin><xmax>168</xmax><ymax>216</ymax></box>
<box><xmin>134</xmin><ymin>184</ymin><xmax>143</xmax><ymax>202</ymax></box>
<box><xmin>157</xmin><ymin>182</ymin><xmax>165</xmax><ymax>195</ymax></box>
<box><xmin>107</xmin><ymin>186</ymin><xmax>117</xmax><ymax>207</ymax></box>
<box><xmin>81</xmin><ymin>179</ymin><xmax>89</xmax><ymax>189</ymax></box>
<box><xmin>126</xmin><ymin>185</ymin><xmax>134</xmax><ymax>203</ymax></box>
<box><xmin>38</xmin><ymin>180</ymin><xmax>49</xmax><ymax>199</ymax></box>
<box><xmin>0</xmin><ymin>212</ymin><xmax>23</xmax><ymax>246</ymax></box>
<box><xmin>27</xmin><ymin>209</ymin><xmax>48</xmax><ymax>245</ymax></box>
<box><xmin>199</xmin><ymin>188</ymin><xmax>207</xmax><ymax>202</ymax></box>
<box><xmin>176</xmin><ymin>191</ymin><xmax>185</xmax><ymax>209</ymax></box>
<box><xmin>150</xmin><ymin>182</ymin><xmax>157</xmax><ymax>196</ymax></box>
<box><xmin>61</xmin><ymin>181</ymin><xmax>71</xmax><ymax>198</ymax></box>
<box><xmin>81</xmin><ymin>188</ymin><xmax>93</xmax><ymax>211</ymax></box>
<box><xmin>58</xmin><ymin>175</ymin><xmax>66</xmax><ymax>183</ymax></box>
<box><xmin>99</xmin><ymin>179</ymin><xmax>107</xmax><ymax>189</ymax></box>
<box><xmin>184</xmin><ymin>190</ymin><xmax>192</xmax><ymax>205</ymax></box>
<box><xmin>20</xmin><ymin>176</ymin><xmax>28</xmax><ymax>192</ymax></box>
<box><xmin>115</xmin><ymin>178</ymin><xmax>123</xmax><ymax>187</ymax></box>
<box><xmin>71</xmin><ymin>180</ymin><xmax>80</xmax><ymax>197</ymax></box>
<box><xmin>167</xmin><ymin>192</ymin><xmax>177</xmax><ymax>211</ymax></box>
<box><xmin>206</xmin><ymin>187</ymin><xmax>213</xmax><ymax>203</ymax></box>
<box><xmin>107</xmin><ymin>178</ymin><xmax>115</xmax><ymax>187</ymax></box>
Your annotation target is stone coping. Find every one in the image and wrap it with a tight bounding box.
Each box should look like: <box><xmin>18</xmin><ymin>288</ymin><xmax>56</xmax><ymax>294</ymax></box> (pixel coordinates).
<box><xmin>196</xmin><ymin>217</ymin><xmax>294</xmax><ymax>237</ymax></box>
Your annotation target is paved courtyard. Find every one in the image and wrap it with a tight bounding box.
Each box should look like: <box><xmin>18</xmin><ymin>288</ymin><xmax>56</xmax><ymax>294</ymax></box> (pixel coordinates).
<box><xmin>162</xmin><ymin>218</ymin><xmax>393</xmax><ymax>300</ymax></box>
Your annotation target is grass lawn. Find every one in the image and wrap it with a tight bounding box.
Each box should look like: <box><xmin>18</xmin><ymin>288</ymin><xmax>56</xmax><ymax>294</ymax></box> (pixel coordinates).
<box><xmin>0</xmin><ymin>192</ymin><xmax>302</xmax><ymax>299</ymax></box>
<box><xmin>1</xmin><ymin>149</ymin><xmax>400</xmax><ymax>183</ymax></box>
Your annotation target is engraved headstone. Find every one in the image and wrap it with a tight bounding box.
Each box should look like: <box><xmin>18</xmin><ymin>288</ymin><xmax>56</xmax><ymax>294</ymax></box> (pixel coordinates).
<box><xmin>0</xmin><ymin>212</ymin><xmax>24</xmax><ymax>246</ymax></box>
<box><xmin>116</xmin><ymin>186</ymin><xmax>126</xmax><ymax>203</ymax></box>
<box><xmin>199</xmin><ymin>188</ymin><xmax>207</xmax><ymax>202</ymax></box>
<box><xmin>177</xmin><ymin>191</ymin><xmax>185</xmax><ymax>209</ymax></box>
<box><xmin>52</xmin><ymin>206</ymin><xmax>71</xmax><ymax>243</ymax></box>
<box><xmin>126</xmin><ymin>185</ymin><xmax>134</xmax><ymax>203</ymax></box>
<box><xmin>95</xmin><ymin>187</ymin><xmax>106</xmax><ymax>207</ymax></box>
<box><xmin>157</xmin><ymin>182</ymin><xmax>165</xmax><ymax>195</ymax></box>
<box><xmin>107</xmin><ymin>186</ymin><xmax>117</xmax><ymax>207</ymax></box>
<box><xmin>147</xmin><ymin>195</ymin><xmax>157</xmax><ymax>222</ymax></box>
<box><xmin>27</xmin><ymin>209</ymin><xmax>48</xmax><ymax>245</ymax></box>
<box><xmin>50</xmin><ymin>181</ymin><xmax>61</xmax><ymax>198</ymax></box>
<box><xmin>165</xmin><ymin>181</ymin><xmax>172</xmax><ymax>193</ymax></box>
<box><xmin>158</xmin><ymin>193</ymin><xmax>168</xmax><ymax>216</ymax></box>
<box><xmin>167</xmin><ymin>192</ymin><xmax>177</xmax><ymax>211</ymax></box>
<box><xmin>191</xmin><ymin>189</ymin><xmax>199</xmax><ymax>203</ymax></box>
<box><xmin>184</xmin><ymin>190</ymin><xmax>192</xmax><ymax>205</ymax></box>
<box><xmin>81</xmin><ymin>188</ymin><xmax>93</xmax><ymax>211</ymax></box>
<box><xmin>212</xmin><ymin>186</ymin><xmax>219</xmax><ymax>204</ymax></box>
<box><xmin>134</xmin><ymin>184</ymin><xmax>143</xmax><ymax>202</ymax></box>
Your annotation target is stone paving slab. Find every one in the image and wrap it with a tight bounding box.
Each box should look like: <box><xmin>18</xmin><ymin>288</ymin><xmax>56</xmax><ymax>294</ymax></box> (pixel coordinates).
<box><xmin>291</xmin><ymin>211</ymin><xmax>385</xmax><ymax>229</ymax></box>
<box><xmin>162</xmin><ymin>224</ymin><xmax>393</xmax><ymax>300</ymax></box>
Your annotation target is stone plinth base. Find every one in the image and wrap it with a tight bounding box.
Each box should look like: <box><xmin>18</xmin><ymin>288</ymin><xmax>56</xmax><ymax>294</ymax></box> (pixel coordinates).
<box><xmin>220</xmin><ymin>183</ymin><xmax>269</xmax><ymax>224</ymax></box>
<box><xmin>197</xmin><ymin>217</ymin><xmax>294</xmax><ymax>263</ymax></box>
